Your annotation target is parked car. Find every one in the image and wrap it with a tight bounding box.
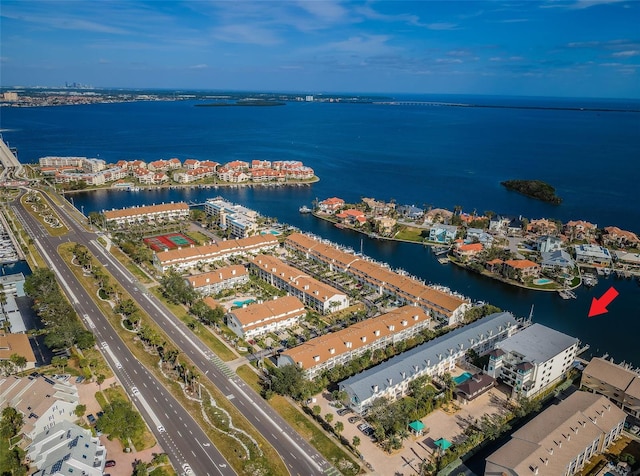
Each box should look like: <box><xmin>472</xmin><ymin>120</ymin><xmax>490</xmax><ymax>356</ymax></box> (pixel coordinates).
<box><xmin>348</xmin><ymin>416</ymin><xmax>360</xmax><ymax>424</ymax></box>
<box><xmin>87</xmin><ymin>414</ymin><xmax>96</xmax><ymax>424</ymax></box>
<box><xmin>105</xmin><ymin>460</ymin><xmax>116</xmax><ymax>468</ymax></box>
<box><xmin>337</xmin><ymin>408</ymin><xmax>351</xmax><ymax>416</ymax></box>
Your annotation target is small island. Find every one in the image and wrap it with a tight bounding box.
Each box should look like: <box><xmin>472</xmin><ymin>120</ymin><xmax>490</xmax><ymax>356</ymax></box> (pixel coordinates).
<box><xmin>501</xmin><ymin>179</ymin><xmax>562</xmax><ymax>204</ymax></box>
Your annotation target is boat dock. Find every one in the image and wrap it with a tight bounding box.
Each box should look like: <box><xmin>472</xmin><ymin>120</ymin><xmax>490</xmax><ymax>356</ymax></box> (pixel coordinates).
<box><xmin>558</xmin><ymin>289</ymin><xmax>577</xmax><ymax>299</ymax></box>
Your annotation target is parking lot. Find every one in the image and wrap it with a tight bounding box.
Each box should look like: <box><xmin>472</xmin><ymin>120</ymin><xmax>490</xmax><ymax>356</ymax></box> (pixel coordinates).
<box><xmin>313</xmin><ymin>383</ymin><xmax>511</xmax><ymax>475</ymax></box>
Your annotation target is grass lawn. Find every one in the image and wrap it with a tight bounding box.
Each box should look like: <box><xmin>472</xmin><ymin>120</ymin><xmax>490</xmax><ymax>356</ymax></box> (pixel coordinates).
<box><xmin>236</xmin><ymin>365</ymin><xmax>361</xmax><ymax>476</ymax></box>
<box><xmin>185</xmin><ymin>230</ymin><xmax>210</xmax><ymax>245</ymax></box>
<box><xmin>20</xmin><ymin>192</ymin><xmax>69</xmax><ymax>237</ymax></box>
<box><xmin>394</xmin><ymin>226</ymin><xmax>426</xmax><ymax>242</ymax></box>
<box><xmin>103</xmin><ymin>243</ymin><xmax>154</xmax><ymax>285</ymax></box>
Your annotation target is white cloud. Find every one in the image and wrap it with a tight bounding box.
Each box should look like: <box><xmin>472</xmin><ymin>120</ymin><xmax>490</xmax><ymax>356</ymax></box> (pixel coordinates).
<box><xmin>213</xmin><ymin>24</ymin><xmax>281</xmax><ymax>45</ymax></box>
<box><xmin>570</xmin><ymin>0</ymin><xmax>626</xmax><ymax>9</ymax></box>
<box><xmin>426</xmin><ymin>23</ymin><xmax>459</xmax><ymax>31</ymax></box>
<box><xmin>189</xmin><ymin>64</ymin><xmax>208</xmax><ymax>69</ymax></box>
<box><xmin>612</xmin><ymin>50</ymin><xmax>640</xmax><ymax>57</ymax></box>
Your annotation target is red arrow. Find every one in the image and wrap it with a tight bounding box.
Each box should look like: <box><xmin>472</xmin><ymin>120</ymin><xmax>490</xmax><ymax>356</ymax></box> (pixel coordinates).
<box><xmin>588</xmin><ymin>286</ymin><xmax>619</xmax><ymax>318</ymax></box>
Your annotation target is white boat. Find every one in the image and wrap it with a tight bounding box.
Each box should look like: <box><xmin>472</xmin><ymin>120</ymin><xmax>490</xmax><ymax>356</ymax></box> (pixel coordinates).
<box><xmin>299</xmin><ymin>205</ymin><xmax>312</xmax><ymax>213</ymax></box>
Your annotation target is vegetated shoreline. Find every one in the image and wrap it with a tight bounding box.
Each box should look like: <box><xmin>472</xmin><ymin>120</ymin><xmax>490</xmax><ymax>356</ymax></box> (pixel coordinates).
<box><xmin>195</xmin><ymin>100</ymin><xmax>286</xmax><ymax>107</ymax></box>
<box><xmin>500</xmin><ymin>179</ymin><xmax>562</xmax><ymax>204</ymax></box>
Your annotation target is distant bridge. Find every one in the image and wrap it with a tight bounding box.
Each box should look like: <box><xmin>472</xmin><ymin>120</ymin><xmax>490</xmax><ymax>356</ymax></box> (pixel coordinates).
<box><xmin>373</xmin><ymin>101</ymin><xmax>470</xmax><ymax>107</ymax></box>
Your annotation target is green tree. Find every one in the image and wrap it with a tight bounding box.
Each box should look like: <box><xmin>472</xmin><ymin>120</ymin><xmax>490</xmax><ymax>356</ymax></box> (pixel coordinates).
<box><xmin>352</xmin><ymin>435</ymin><xmax>361</xmax><ymax>449</ymax></box>
<box><xmin>96</xmin><ymin>400</ymin><xmax>145</xmax><ymax>443</ymax></box>
<box><xmin>334</xmin><ymin>421</ymin><xmax>344</xmax><ymax>435</ymax></box>
<box><xmin>51</xmin><ymin>356</ymin><xmax>68</xmax><ymax>372</ymax></box>
<box><xmin>74</xmin><ymin>404</ymin><xmax>87</xmax><ymax>417</ymax></box>
<box><xmin>312</xmin><ymin>405</ymin><xmax>321</xmax><ymax>416</ymax></box>
<box><xmin>325</xmin><ymin>413</ymin><xmax>334</xmax><ymax>423</ymax></box>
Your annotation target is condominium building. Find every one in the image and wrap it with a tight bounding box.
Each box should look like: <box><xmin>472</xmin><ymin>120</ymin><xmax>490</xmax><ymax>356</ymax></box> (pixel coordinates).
<box><xmin>581</xmin><ymin>357</ymin><xmax>640</xmax><ymax>419</ymax></box>
<box><xmin>103</xmin><ymin>202</ymin><xmax>190</xmax><ymax>227</ymax></box>
<box><xmin>487</xmin><ymin>323</ymin><xmax>578</xmax><ymax>399</ymax></box>
<box><xmin>39</xmin><ymin>156</ymin><xmax>106</xmax><ymax>173</ymax></box>
<box><xmin>485</xmin><ymin>392</ymin><xmax>626</xmax><ymax>476</ymax></box>
<box><xmin>153</xmin><ymin>234</ymin><xmax>278</xmax><ymax>273</ymax></box>
<box><xmin>250</xmin><ymin>254</ymin><xmax>349</xmax><ymax>314</ymax></box>
<box><xmin>340</xmin><ymin>312</ymin><xmax>521</xmax><ymax>414</ymax></box>
<box><xmin>277</xmin><ymin>306</ymin><xmax>431</xmax><ymax>379</ymax></box>
<box><xmin>226</xmin><ymin>296</ymin><xmax>306</xmax><ymax>340</ymax></box>
<box><xmin>27</xmin><ymin>421</ymin><xmax>106</xmax><ymax>476</ymax></box>
<box><xmin>185</xmin><ymin>265</ymin><xmax>249</xmax><ymax>296</ymax></box>
<box><xmin>0</xmin><ymin>374</ymin><xmax>79</xmax><ymax>439</ymax></box>
<box><xmin>285</xmin><ymin>233</ymin><xmax>470</xmax><ymax>325</ymax></box>
<box><xmin>203</xmin><ymin>197</ymin><xmax>259</xmax><ymax>238</ymax></box>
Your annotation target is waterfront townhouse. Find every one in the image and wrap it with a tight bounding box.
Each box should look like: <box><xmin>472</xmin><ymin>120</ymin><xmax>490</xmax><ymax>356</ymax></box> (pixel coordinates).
<box><xmin>484</xmin><ymin>392</ymin><xmax>626</xmax><ymax>476</ymax></box>
<box><xmin>250</xmin><ymin>168</ymin><xmax>286</xmax><ymax>182</ymax></box>
<box><xmin>574</xmin><ymin>244</ymin><xmax>612</xmax><ymax>267</ymax></box>
<box><xmin>486</xmin><ymin>323</ymin><xmax>578</xmax><ymax>399</ymax></box>
<box><xmin>226</xmin><ymin>160</ymin><xmax>250</xmax><ymax>171</ymax></box>
<box><xmin>277</xmin><ymin>306</ymin><xmax>431</xmax><ymax>379</ymax></box>
<box><xmin>173</xmin><ymin>166</ymin><xmax>218</xmax><ymax>183</ymax></box>
<box><xmin>318</xmin><ymin>197</ymin><xmax>345</xmax><ymax>214</ymax></box>
<box><xmin>250</xmin><ymin>254</ymin><xmax>349</xmax><ymax>314</ymax></box>
<box><xmin>541</xmin><ymin>250</ymin><xmax>576</xmax><ymax>274</ymax></box>
<box><xmin>147</xmin><ymin>158</ymin><xmax>182</xmax><ymax>171</ymax></box>
<box><xmin>603</xmin><ymin>226</ymin><xmax>640</xmax><ymax>249</ymax></box>
<box><xmin>0</xmin><ymin>332</ymin><xmax>36</xmax><ymax>371</ymax></box>
<box><xmin>226</xmin><ymin>295</ymin><xmax>306</xmax><ymax>340</ymax></box>
<box><xmin>428</xmin><ymin>224</ymin><xmax>458</xmax><ymax>243</ymax></box>
<box><xmin>502</xmin><ymin>259</ymin><xmax>541</xmax><ymax>283</ymax></box>
<box><xmin>183</xmin><ymin>159</ymin><xmax>200</xmax><ymax>169</ymax></box>
<box><xmin>284</xmin><ymin>233</ymin><xmax>470</xmax><ymax>325</ymax></box>
<box><xmin>564</xmin><ymin>220</ymin><xmax>598</xmax><ymax>241</ymax></box>
<box><xmin>0</xmin><ymin>374</ymin><xmax>79</xmax><ymax>439</ymax></box>
<box><xmin>203</xmin><ymin>197</ymin><xmax>259</xmax><ymax>238</ymax></box>
<box><xmin>252</xmin><ymin>159</ymin><xmax>272</xmax><ymax>168</ymax></box>
<box><xmin>185</xmin><ymin>265</ymin><xmax>249</xmax><ymax>296</ymax></box>
<box><xmin>340</xmin><ymin>312</ymin><xmax>521</xmax><ymax>414</ymax></box>
<box><xmin>153</xmin><ymin>234</ymin><xmax>278</xmax><ymax>273</ymax></box>
<box><xmin>27</xmin><ymin>421</ymin><xmax>106</xmax><ymax>476</ymax></box>
<box><xmin>103</xmin><ymin>202</ymin><xmax>190</xmax><ymax>228</ymax></box>
<box><xmin>581</xmin><ymin>357</ymin><xmax>640</xmax><ymax>419</ymax></box>
<box><xmin>133</xmin><ymin>167</ymin><xmax>168</xmax><ymax>184</ymax></box>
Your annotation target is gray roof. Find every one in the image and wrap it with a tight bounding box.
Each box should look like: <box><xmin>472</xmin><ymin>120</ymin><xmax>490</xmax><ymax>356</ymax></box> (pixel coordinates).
<box><xmin>340</xmin><ymin>312</ymin><xmax>518</xmax><ymax>403</ymax></box>
<box><xmin>496</xmin><ymin>323</ymin><xmax>577</xmax><ymax>364</ymax></box>
<box><xmin>541</xmin><ymin>249</ymin><xmax>574</xmax><ymax>266</ymax></box>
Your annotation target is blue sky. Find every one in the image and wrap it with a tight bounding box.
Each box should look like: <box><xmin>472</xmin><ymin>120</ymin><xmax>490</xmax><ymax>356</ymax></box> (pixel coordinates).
<box><xmin>2</xmin><ymin>1</ymin><xmax>639</xmax><ymax>97</ymax></box>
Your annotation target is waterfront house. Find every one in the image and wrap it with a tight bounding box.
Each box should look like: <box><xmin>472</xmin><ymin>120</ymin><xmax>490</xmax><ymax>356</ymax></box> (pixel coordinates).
<box><xmin>564</xmin><ymin>220</ymin><xmax>598</xmax><ymax>241</ymax></box>
<box><xmin>185</xmin><ymin>265</ymin><xmax>249</xmax><ymax>296</ymax></box>
<box><xmin>225</xmin><ymin>296</ymin><xmax>306</xmax><ymax>340</ymax></box>
<box><xmin>536</xmin><ymin>235</ymin><xmax>563</xmax><ymax>253</ymax></box>
<box><xmin>0</xmin><ymin>374</ymin><xmax>79</xmax><ymax>439</ymax></box>
<box><xmin>372</xmin><ymin>216</ymin><xmax>396</xmax><ymax>235</ymax></box>
<box><xmin>612</xmin><ymin>250</ymin><xmax>640</xmax><ymax>270</ymax></box>
<box><xmin>541</xmin><ymin>250</ymin><xmax>576</xmax><ymax>273</ymax></box>
<box><xmin>486</xmin><ymin>323</ymin><xmax>578</xmax><ymax>398</ymax></box>
<box><xmin>318</xmin><ymin>197</ymin><xmax>345</xmax><ymax>214</ymax></box>
<box><xmin>362</xmin><ymin>197</ymin><xmax>395</xmax><ymax>216</ymax></box>
<box><xmin>429</xmin><ymin>224</ymin><xmax>458</xmax><ymax>244</ymax></box>
<box><xmin>527</xmin><ymin>218</ymin><xmax>559</xmax><ymax>236</ymax></box>
<box><xmin>336</xmin><ymin>209</ymin><xmax>367</xmax><ymax>226</ymax></box>
<box><xmin>397</xmin><ymin>205</ymin><xmax>424</xmax><ymax>219</ymax></box>
<box><xmin>484</xmin><ymin>392</ymin><xmax>626</xmax><ymax>476</ymax></box>
<box><xmin>277</xmin><ymin>306</ymin><xmax>431</xmax><ymax>379</ymax></box>
<box><xmin>251</xmin><ymin>254</ymin><xmax>349</xmax><ymax>314</ymax></box>
<box><xmin>581</xmin><ymin>357</ymin><xmax>640</xmax><ymax>419</ymax></box>
<box><xmin>466</xmin><ymin>228</ymin><xmax>494</xmax><ymax>247</ymax></box>
<box><xmin>453</xmin><ymin>242</ymin><xmax>483</xmax><ymax>260</ymax></box>
<box><xmin>574</xmin><ymin>244</ymin><xmax>612</xmax><ymax>267</ymax></box>
<box><xmin>488</xmin><ymin>215</ymin><xmax>511</xmax><ymax>233</ymax></box>
<box><xmin>424</xmin><ymin>208</ymin><xmax>453</xmax><ymax>225</ymax></box>
<box><xmin>340</xmin><ymin>312</ymin><xmax>521</xmax><ymax>414</ymax></box>
<box><xmin>602</xmin><ymin>226</ymin><xmax>640</xmax><ymax>249</ymax></box>
<box><xmin>485</xmin><ymin>258</ymin><xmax>504</xmax><ymax>273</ymax></box>
<box><xmin>507</xmin><ymin>217</ymin><xmax>525</xmax><ymax>236</ymax></box>
<box><xmin>502</xmin><ymin>259</ymin><xmax>540</xmax><ymax>282</ymax></box>
<box><xmin>27</xmin><ymin>421</ymin><xmax>106</xmax><ymax>476</ymax></box>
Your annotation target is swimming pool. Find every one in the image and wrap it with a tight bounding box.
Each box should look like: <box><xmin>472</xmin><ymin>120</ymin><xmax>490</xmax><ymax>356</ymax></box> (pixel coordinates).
<box><xmin>233</xmin><ymin>298</ymin><xmax>255</xmax><ymax>307</ymax></box>
<box><xmin>534</xmin><ymin>278</ymin><xmax>553</xmax><ymax>285</ymax></box>
<box><xmin>453</xmin><ymin>372</ymin><xmax>473</xmax><ymax>385</ymax></box>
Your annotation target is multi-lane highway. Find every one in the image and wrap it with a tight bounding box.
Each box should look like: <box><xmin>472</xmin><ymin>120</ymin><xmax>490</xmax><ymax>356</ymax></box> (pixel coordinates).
<box><xmin>14</xmin><ymin>188</ymin><xmax>344</xmax><ymax>476</ymax></box>
<box><xmin>11</xmin><ymin>191</ymin><xmax>235</xmax><ymax>476</ymax></box>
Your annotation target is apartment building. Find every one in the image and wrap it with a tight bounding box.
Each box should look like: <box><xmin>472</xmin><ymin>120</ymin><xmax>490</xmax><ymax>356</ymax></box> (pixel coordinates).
<box><xmin>0</xmin><ymin>374</ymin><xmax>79</xmax><ymax>439</ymax></box>
<box><xmin>226</xmin><ymin>295</ymin><xmax>306</xmax><ymax>340</ymax></box>
<box><xmin>251</xmin><ymin>254</ymin><xmax>349</xmax><ymax>314</ymax></box>
<box><xmin>581</xmin><ymin>357</ymin><xmax>640</xmax><ymax>419</ymax></box>
<box><xmin>285</xmin><ymin>233</ymin><xmax>470</xmax><ymax>325</ymax></box>
<box><xmin>277</xmin><ymin>306</ymin><xmax>431</xmax><ymax>379</ymax></box>
<box><xmin>103</xmin><ymin>202</ymin><xmax>190</xmax><ymax>227</ymax></box>
<box><xmin>27</xmin><ymin>421</ymin><xmax>106</xmax><ymax>476</ymax></box>
<box><xmin>340</xmin><ymin>312</ymin><xmax>520</xmax><ymax>414</ymax></box>
<box><xmin>486</xmin><ymin>323</ymin><xmax>578</xmax><ymax>399</ymax></box>
<box><xmin>153</xmin><ymin>234</ymin><xmax>278</xmax><ymax>273</ymax></box>
<box><xmin>203</xmin><ymin>197</ymin><xmax>259</xmax><ymax>238</ymax></box>
<box><xmin>485</xmin><ymin>392</ymin><xmax>626</xmax><ymax>476</ymax></box>
<box><xmin>185</xmin><ymin>265</ymin><xmax>249</xmax><ymax>295</ymax></box>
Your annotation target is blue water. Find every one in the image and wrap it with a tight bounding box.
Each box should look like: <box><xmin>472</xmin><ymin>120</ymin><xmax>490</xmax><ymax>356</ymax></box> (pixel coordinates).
<box><xmin>453</xmin><ymin>372</ymin><xmax>473</xmax><ymax>385</ymax></box>
<box><xmin>534</xmin><ymin>278</ymin><xmax>554</xmax><ymax>285</ymax></box>
<box><xmin>1</xmin><ymin>96</ymin><xmax>639</xmax><ymax>365</ymax></box>
<box><xmin>233</xmin><ymin>299</ymin><xmax>255</xmax><ymax>307</ymax></box>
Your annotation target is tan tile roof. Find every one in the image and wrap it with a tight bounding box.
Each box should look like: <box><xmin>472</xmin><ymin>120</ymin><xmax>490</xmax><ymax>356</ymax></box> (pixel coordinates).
<box><xmin>202</xmin><ymin>296</ymin><xmax>220</xmax><ymax>310</ymax></box>
<box><xmin>504</xmin><ymin>259</ymin><xmax>539</xmax><ymax>269</ymax></box>
<box><xmin>0</xmin><ymin>332</ymin><xmax>36</xmax><ymax>362</ymax></box>
<box><xmin>156</xmin><ymin>234</ymin><xmax>278</xmax><ymax>266</ymax></box>
<box><xmin>186</xmin><ymin>265</ymin><xmax>248</xmax><ymax>289</ymax></box>
<box><xmin>281</xmin><ymin>306</ymin><xmax>429</xmax><ymax>370</ymax></box>
<box><xmin>228</xmin><ymin>296</ymin><xmax>305</xmax><ymax>330</ymax></box>
<box><xmin>251</xmin><ymin>255</ymin><xmax>344</xmax><ymax>302</ymax></box>
<box><xmin>104</xmin><ymin>202</ymin><xmax>189</xmax><ymax>220</ymax></box>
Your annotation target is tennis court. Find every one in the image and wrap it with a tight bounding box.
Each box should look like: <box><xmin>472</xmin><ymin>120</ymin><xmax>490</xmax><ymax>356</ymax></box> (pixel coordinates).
<box><xmin>143</xmin><ymin>233</ymin><xmax>195</xmax><ymax>251</ymax></box>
